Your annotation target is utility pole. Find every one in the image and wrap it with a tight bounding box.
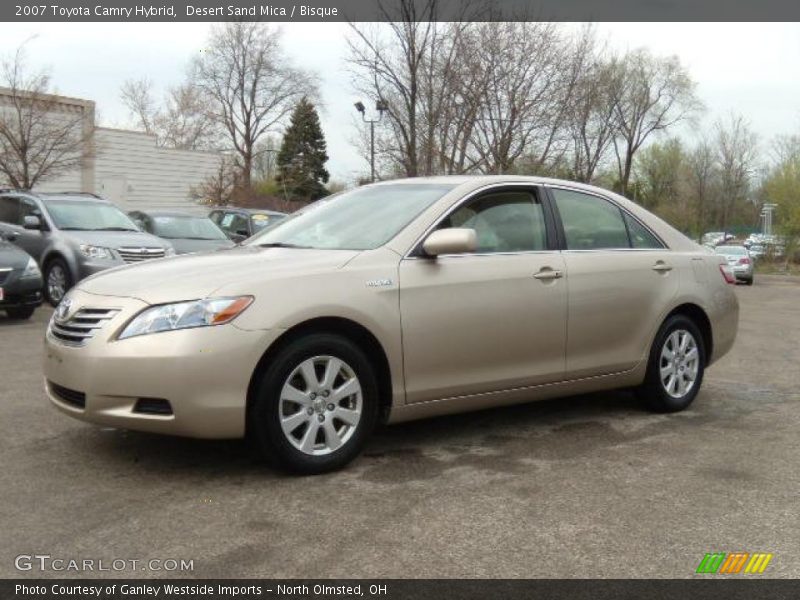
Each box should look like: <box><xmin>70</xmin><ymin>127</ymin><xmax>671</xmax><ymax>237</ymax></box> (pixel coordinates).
<box><xmin>761</xmin><ymin>203</ymin><xmax>778</xmax><ymax>236</ymax></box>
<box><xmin>354</xmin><ymin>99</ymin><xmax>388</xmax><ymax>183</ymax></box>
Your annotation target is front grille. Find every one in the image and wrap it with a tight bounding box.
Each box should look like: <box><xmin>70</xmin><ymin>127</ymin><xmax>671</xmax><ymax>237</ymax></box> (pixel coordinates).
<box><xmin>49</xmin><ymin>307</ymin><xmax>120</xmax><ymax>346</ymax></box>
<box><xmin>48</xmin><ymin>381</ymin><xmax>86</xmax><ymax>409</ymax></box>
<box><xmin>117</xmin><ymin>247</ymin><xmax>166</xmax><ymax>263</ymax></box>
<box><xmin>0</xmin><ymin>268</ymin><xmax>11</xmax><ymax>285</ymax></box>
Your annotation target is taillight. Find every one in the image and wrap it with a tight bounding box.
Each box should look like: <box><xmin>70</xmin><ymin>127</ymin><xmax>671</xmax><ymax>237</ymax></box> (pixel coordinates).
<box><xmin>738</xmin><ymin>257</ymin><xmax>750</xmax><ymax>265</ymax></box>
<box><xmin>719</xmin><ymin>264</ymin><xmax>736</xmax><ymax>284</ymax></box>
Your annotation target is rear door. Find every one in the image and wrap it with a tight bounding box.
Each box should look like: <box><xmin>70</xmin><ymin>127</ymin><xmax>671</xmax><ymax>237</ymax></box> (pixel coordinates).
<box><xmin>548</xmin><ymin>186</ymin><xmax>679</xmax><ymax>379</ymax></box>
<box><xmin>399</xmin><ymin>186</ymin><xmax>567</xmax><ymax>404</ymax></box>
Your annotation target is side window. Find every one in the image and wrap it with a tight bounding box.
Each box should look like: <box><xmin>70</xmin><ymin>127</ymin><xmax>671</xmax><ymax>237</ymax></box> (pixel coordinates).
<box><xmin>230</xmin><ymin>214</ymin><xmax>249</xmax><ymax>235</ymax></box>
<box><xmin>218</xmin><ymin>212</ymin><xmax>236</xmax><ymax>232</ymax></box>
<box><xmin>439</xmin><ymin>191</ymin><xmax>548</xmax><ymax>253</ymax></box>
<box><xmin>623</xmin><ymin>212</ymin><xmax>664</xmax><ymax>249</ymax></box>
<box><xmin>552</xmin><ymin>189</ymin><xmax>630</xmax><ymax>250</ymax></box>
<box><xmin>0</xmin><ymin>196</ymin><xmax>20</xmax><ymax>225</ymax></box>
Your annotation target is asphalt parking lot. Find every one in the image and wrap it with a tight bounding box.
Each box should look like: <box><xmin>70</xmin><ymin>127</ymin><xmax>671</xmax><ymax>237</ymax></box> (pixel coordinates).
<box><xmin>1</xmin><ymin>275</ymin><xmax>799</xmax><ymax>579</ymax></box>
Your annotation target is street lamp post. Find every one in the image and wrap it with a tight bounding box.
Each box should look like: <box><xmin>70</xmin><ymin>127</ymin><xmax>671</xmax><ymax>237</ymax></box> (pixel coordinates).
<box><xmin>355</xmin><ymin>99</ymin><xmax>388</xmax><ymax>183</ymax></box>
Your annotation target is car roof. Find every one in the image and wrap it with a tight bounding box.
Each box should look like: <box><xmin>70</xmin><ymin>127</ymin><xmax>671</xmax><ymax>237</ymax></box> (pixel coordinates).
<box><xmin>132</xmin><ymin>210</ymin><xmax>202</xmax><ymax>218</ymax></box>
<box><xmin>37</xmin><ymin>192</ymin><xmax>112</xmax><ymax>204</ymax></box>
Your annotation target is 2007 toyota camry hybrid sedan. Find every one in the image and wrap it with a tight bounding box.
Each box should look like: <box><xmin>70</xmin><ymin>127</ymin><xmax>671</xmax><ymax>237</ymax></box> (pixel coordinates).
<box><xmin>44</xmin><ymin>177</ymin><xmax>739</xmax><ymax>473</ymax></box>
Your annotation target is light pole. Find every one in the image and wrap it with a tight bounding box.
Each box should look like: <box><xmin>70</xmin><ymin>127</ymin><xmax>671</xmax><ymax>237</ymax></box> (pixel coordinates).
<box><xmin>355</xmin><ymin>99</ymin><xmax>388</xmax><ymax>183</ymax></box>
<box><xmin>761</xmin><ymin>203</ymin><xmax>778</xmax><ymax>236</ymax></box>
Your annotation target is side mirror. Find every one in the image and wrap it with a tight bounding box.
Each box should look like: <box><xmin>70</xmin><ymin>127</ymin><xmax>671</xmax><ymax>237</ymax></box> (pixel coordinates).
<box><xmin>23</xmin><ymin>215</ymin><xmax>42</xmax><ymax>231</ymax></box>
<box><xmin>231</xmin><ymin>233</ymin><xmax>247</xmax><ymax>243</ymax></box>
<box><xmin>422</xmin><ymin>228</ymin><xmax>477</xmax><ymax>257</ymax></box>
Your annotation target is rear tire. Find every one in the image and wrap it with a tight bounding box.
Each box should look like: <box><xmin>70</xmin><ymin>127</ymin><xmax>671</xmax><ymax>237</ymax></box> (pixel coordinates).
<box><xmin>6</xmin><ymin>306</ymin><xmax>35</xmax><ymax>319</ymax></box>
<box><xmin>248</xmin><ymin>333</ymin><xmax>379</xmax><ymax>474</ymax></box>
<box><xmin>44</xmin><ymin>258</ymin><xmax>72</xmax><ymax>307</ymax></box>
<box><xmin>637</xmin><ymin>315</ymin><xmax>706</xmax><ymax>413</ymax></box>
<box><xmin>745</xmin><ymin>277</ymin><xmax>754</xmax><ymax>286</ymax></box>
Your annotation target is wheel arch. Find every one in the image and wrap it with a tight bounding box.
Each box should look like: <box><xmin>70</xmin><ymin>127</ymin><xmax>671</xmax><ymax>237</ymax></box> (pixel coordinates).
<box><xmin>246</xmin><ymin>316</ymin><xmax>394</xmax><ymax>427</ymax></box>
<box><xmin>664</xmin><ymin>303</ymin><xmax>713</xmax><ymax>365</ymax></box>
<box><xmin>42</xmin><ymin>248</ymin><xmax>78</xmax><ymax>284</ymax></box>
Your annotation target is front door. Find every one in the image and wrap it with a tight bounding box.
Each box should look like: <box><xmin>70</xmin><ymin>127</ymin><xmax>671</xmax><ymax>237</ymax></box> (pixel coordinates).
<box><xmin>399</xmin><ymin>187</ymin><xmax>567</xmax><ymax>404</ymax></box>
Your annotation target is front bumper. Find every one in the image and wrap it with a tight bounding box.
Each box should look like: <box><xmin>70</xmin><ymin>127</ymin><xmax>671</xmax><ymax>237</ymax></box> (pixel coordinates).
<box><xmin>0</xmin><ymin>273</ymin><xmax>43</xmax><ymax>308</ymax></box>
<box><xmin>43</xmin><ymin>289</ymin><xmax>280</xmax><ymax>439</ymax></box>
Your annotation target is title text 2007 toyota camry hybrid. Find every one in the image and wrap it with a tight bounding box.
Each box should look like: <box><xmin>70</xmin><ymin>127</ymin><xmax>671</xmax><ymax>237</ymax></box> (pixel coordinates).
<box><xmin>43</xmin><ymin>176</ymin><xmax>738</xmax><ymax>473</ymax></box>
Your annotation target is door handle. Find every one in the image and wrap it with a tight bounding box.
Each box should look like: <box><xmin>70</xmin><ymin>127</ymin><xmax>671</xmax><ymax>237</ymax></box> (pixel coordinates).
<box><xmin>533</xmin><ymin>268</ymin><xmax>563</xmax><ymax>280</ymax></box>
<box><xmin>652</xmin><ymin>262</ymin><xmax>673</xmax><ymax>273</ymax></box>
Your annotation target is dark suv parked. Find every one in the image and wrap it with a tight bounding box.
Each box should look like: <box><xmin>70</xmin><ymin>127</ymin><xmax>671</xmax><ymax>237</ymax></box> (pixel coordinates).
<box><xmin>0</xmin><ymin>191</ymin><xmax>174</xmax><ymax>305</ymax></box>
<box><xmin>208</xmin><ymin>207</ymin><xmax>286</xmax><ymax>242</ymax></box>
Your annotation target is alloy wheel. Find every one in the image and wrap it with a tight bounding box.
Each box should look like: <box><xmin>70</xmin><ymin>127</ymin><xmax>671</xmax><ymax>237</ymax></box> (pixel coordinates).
<box><xmin>279</xmin><ymin>355</ymin><xmax>363</xmax><ymax>456</ymax></box>
<box><xmin>47</xmin><ymin>265</ymin><xmax>67</xmax><ymax>304</ymax></box>
<box><xmin>659</xmin><ymin>329</ymin><xmax>700</xmax><ymax>399</ymax></box>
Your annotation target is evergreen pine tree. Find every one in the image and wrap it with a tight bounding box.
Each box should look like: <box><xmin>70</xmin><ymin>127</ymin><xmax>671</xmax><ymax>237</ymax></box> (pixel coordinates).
<box><xmin>276</xmin><ymin>98</ymin><xmax>330</xmax><ymax>201</ymax></box>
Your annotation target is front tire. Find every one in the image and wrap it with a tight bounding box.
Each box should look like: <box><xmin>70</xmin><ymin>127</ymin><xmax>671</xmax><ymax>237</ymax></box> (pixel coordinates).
<box><xmin>249</xmin><ymin>333</ymin><xmax>379</xmax><ymax>474</ymax></box>
<box><xmin>637</xmin><ymin>315</ymin><xmax>706</xmax><ymax>413</ymax></box>
<box><xmin>44</xmin><ymin>258</ymin><xmax>72</xmax><ymax>307</ymax></box>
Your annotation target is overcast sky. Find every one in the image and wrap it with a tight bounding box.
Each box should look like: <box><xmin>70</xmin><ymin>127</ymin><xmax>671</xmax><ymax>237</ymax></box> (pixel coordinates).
<box><xmin>2</xmin><ymin>22</ymin><xmax>799</xmax><ymax>183</ymax></box>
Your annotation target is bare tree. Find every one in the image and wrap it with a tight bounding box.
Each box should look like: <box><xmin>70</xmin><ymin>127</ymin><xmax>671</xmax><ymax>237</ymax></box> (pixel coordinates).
<box><xmin>686</xmin><ymin>138</ymin><xmax>717</xmax><ymax>236</ymax></box>
<box><xmin>191</xmin><ymin>154</ymin><xmax>237</xmax><ymax>205</ymax></box>
<box><xmin>121</xmin><ymin>77</ymin><xmax>218</xmax><ymax>150</ymax></box>
<box><xmin>567</xmin><ymin>29</ymin><xmax>619</xmax><ymax>182</ymax></box>
<box><xmin>348</xmin><ymin>0</ymin><xmax>443</xmax><ymax>177</ymax></box>
<box><xmin>0</xmin><ymin>44</ymin><xmax>93</xmax><ymax>189</ymax></box>
<box><xmin>609</xmin><ymin>49</ymin><xmax>702</xmax><ymax>197</ymax></box>
<box><xmin>193</xmin><ymin>23</ymin><xmax>316</xmax><ymax>189</ymax></box>
<box><xmin>715</xmin><ymin>115</ymin><xmax>759</xmax><ymax>234</ymax></box>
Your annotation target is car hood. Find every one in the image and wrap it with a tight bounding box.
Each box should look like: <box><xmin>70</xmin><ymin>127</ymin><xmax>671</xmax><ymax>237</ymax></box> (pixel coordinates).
<box><xmin>60</xmin><ymin>230</ymin><xmax>171</xmax><ymax>249</ymax></box>
<box><xmin>78</xmin><ymin>245</ymin><xmax>360</xmax><ymax>304</ymax></box>
<box><xmin>166</xmin><ymin>238</ymin><xmax>236</xmax><ymax>254</ymax></box>
<box><xmin>0</xmin><ymin>241</ymin><xmax>32</xmax><ymax>270</ymax></box>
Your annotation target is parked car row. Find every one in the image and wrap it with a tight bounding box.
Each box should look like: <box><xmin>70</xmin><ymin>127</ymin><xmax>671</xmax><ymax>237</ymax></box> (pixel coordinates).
<box><xmin>700</xmin><ymin>231</ymin><xmax>735</xmax><ymax>247</ymax></box>
<box><xmin>0</xmin><ymin>188</ymin><xmax>288</xmax><ymax>312</ymax></box>
<box><xmin>744</xmin><ymin>233</ymin><xmax>786</xmax><ymax>259</ymax></box>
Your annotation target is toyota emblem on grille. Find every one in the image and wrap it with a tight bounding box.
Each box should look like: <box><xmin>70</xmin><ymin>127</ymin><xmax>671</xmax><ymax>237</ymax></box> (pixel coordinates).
<box><xmin>55</xmin><ymin>298</ymin><xmax>73</xmax><ymax>323</ymax></box>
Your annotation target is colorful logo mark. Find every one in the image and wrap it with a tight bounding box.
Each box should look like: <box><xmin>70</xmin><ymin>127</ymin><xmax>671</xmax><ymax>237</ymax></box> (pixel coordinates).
<box><xmin>696</xmin><ymin>552</ymin><xmax>773</xmax><ymax>574</ymax></box>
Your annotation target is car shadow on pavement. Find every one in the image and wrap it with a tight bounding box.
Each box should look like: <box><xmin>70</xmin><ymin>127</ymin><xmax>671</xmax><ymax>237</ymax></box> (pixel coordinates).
<box><xmin>66</xmin><ymin>388</ymin><xmax>691</xmax><ymax>481</ymax></box>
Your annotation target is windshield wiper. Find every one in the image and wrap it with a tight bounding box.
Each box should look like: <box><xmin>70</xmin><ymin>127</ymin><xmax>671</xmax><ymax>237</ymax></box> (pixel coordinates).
<box><xmin>95</xmin><ymin>227</ymin><xmax>139</xmax><ymax>232</ymax></box>
<box><xmin>58</xmin><ymin>226</ymin><xmax>91</xmax><ymax>231</ymax></box>
<box><xmin>257</xmin><ymin>242</ymin><xmax>311</xmax><ymax>249</ymax></box>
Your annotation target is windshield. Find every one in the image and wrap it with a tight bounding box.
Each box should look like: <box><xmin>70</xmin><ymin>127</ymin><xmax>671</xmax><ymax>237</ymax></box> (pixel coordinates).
<box><xmin>251</xmin><ymin>213</ymin><xmax>285</xmax><ymax>232</ymax></box>
<box><xmin>152</xmin><ymin>216</ymin><xmax>227</xmax><ymax>240</ymax></box>
<box><xmin>44</xmin><ymin>199</ymin><xmax>139</xmax><ymax>231</ymax></box>
<box><xmin>245</xmin><ymin>183</ymin><xmax>455</xmax><ymax>250</ymax></box>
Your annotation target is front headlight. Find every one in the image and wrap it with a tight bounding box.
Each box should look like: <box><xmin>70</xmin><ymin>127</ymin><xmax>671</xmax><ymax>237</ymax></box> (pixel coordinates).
<box><xmin>118</xmin><ymin>296</ymin><xmax>253</xmax><ymax>340</ymax></box>
<box><xmin>79</xmin><ymin>244</ymin><xmax>113</xmax><ymax>260</ymax></box>
<box><xmin>21</xmin><ymin>257</ymin><xmax>41</xmax><ymax>279</ymax></box>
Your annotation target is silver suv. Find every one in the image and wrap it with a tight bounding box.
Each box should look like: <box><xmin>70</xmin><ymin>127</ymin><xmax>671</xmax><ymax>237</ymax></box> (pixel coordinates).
<box><xmin>0</xmin><ymin>191</ymin><xmax>174</xmax><ymax>305</ymax></box>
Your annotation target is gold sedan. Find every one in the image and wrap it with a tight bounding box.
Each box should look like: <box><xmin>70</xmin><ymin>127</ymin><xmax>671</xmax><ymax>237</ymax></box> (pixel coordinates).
<box><xmin>44</xmin><ymin>177</ymin><xmax>738</xmax><ymax>473</ymax></box>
